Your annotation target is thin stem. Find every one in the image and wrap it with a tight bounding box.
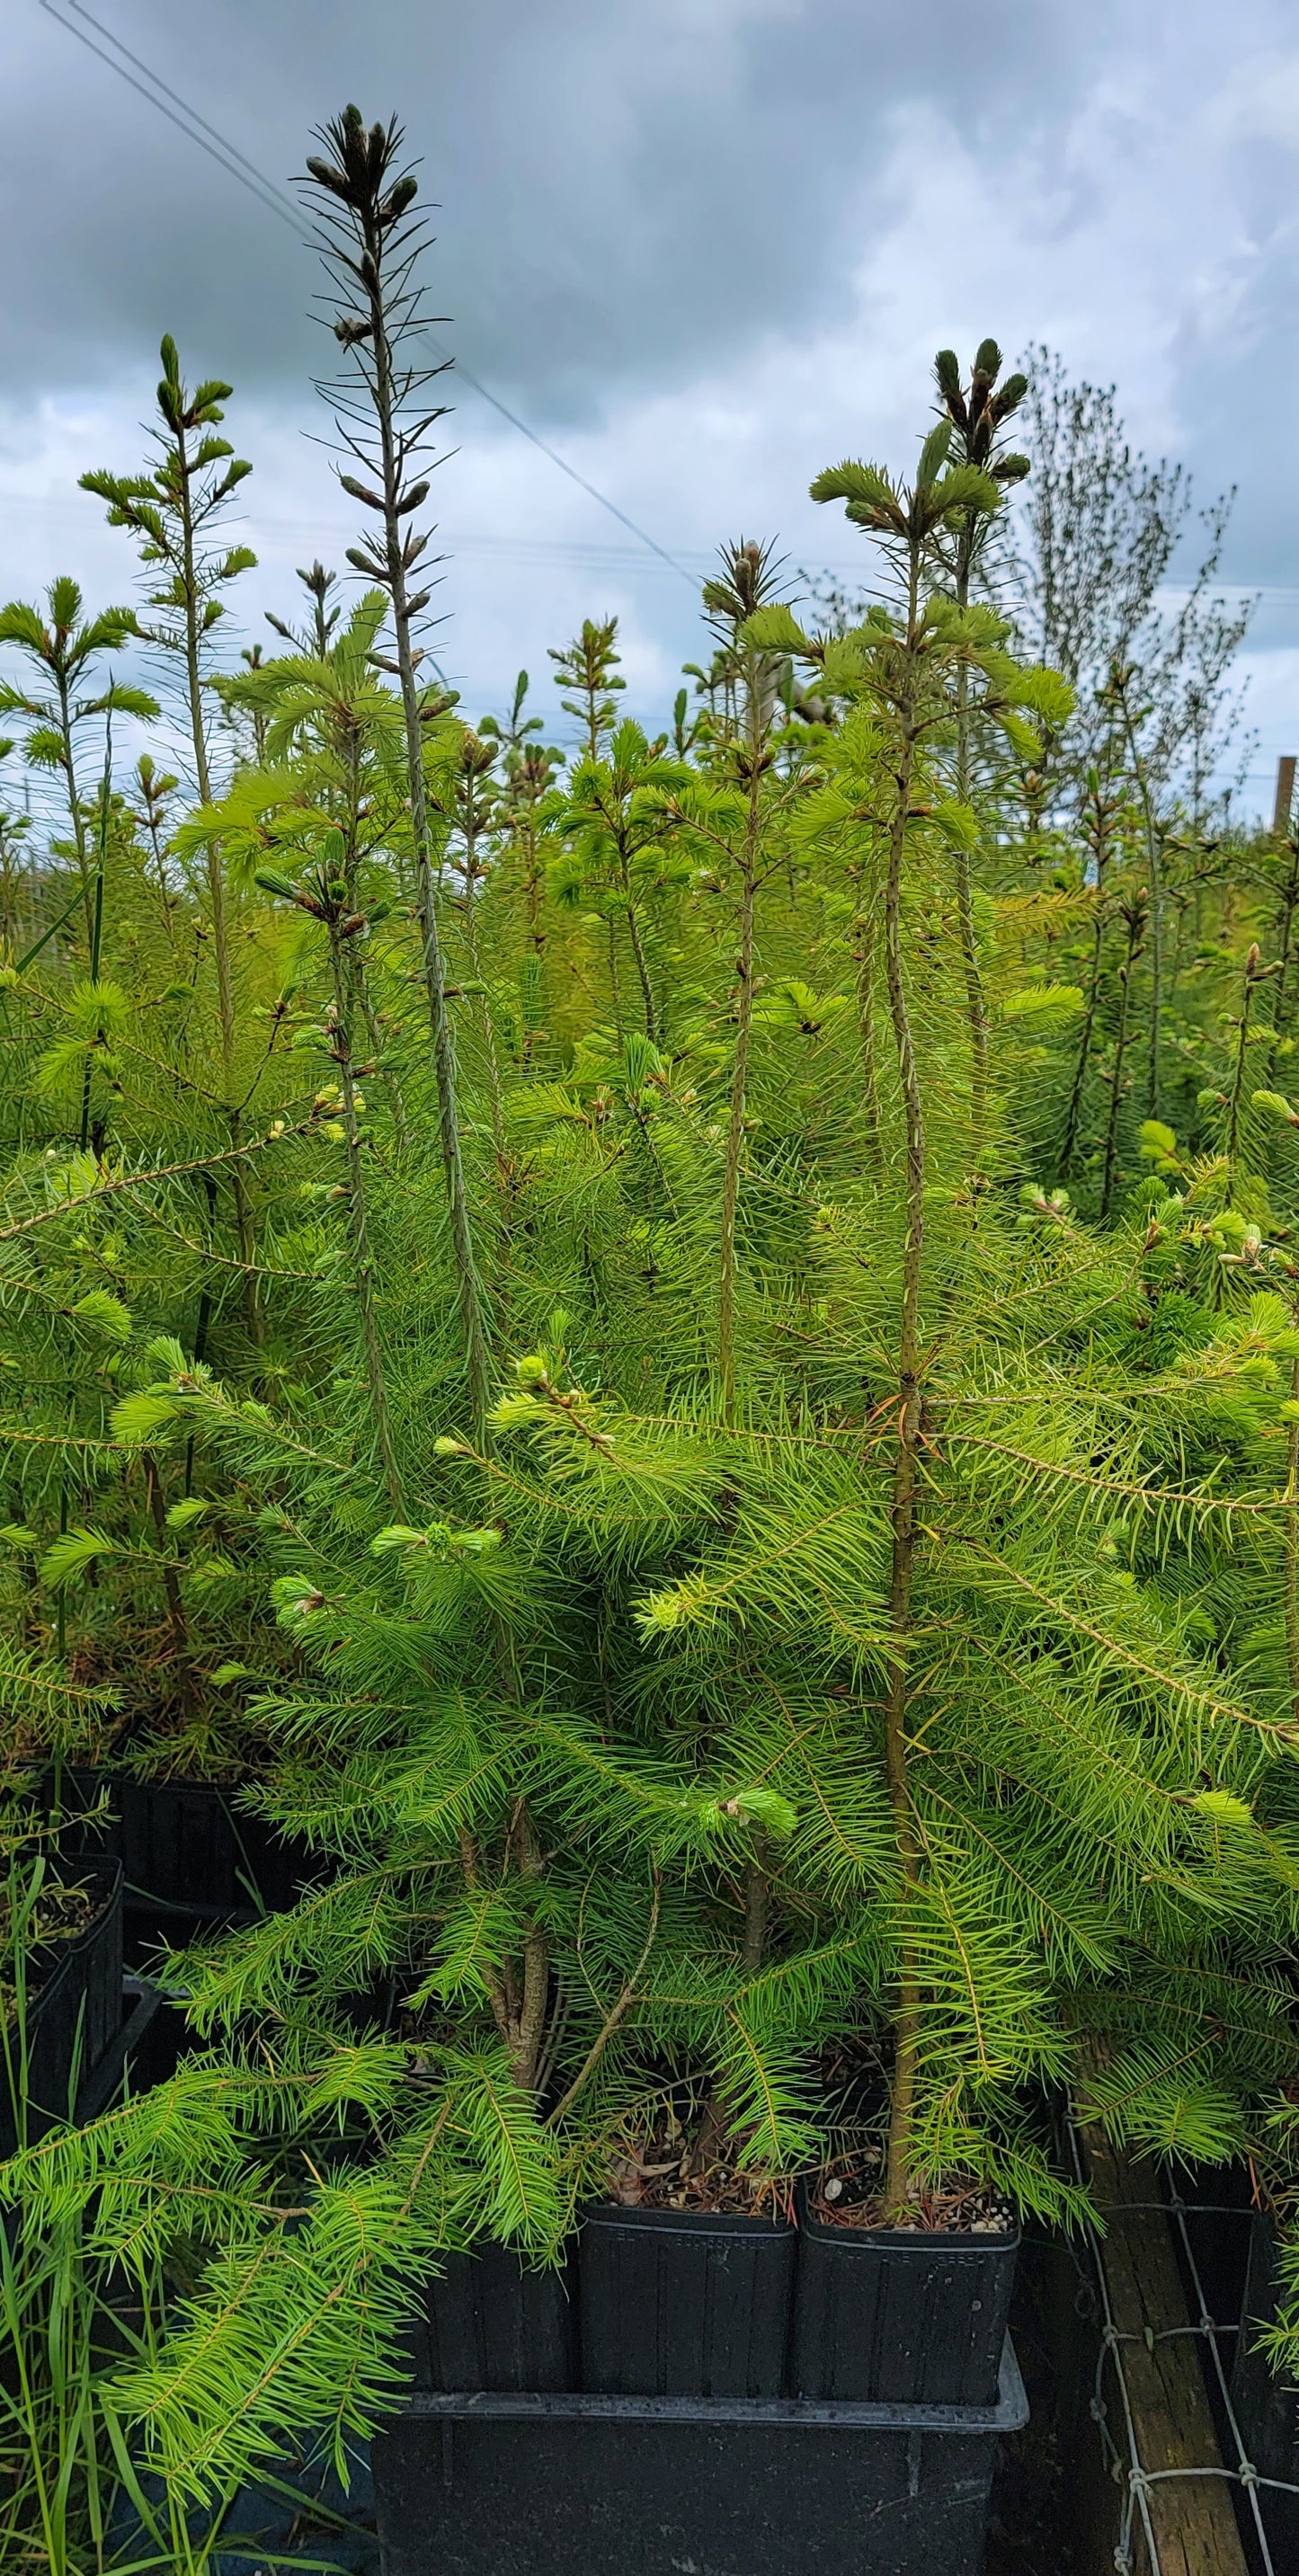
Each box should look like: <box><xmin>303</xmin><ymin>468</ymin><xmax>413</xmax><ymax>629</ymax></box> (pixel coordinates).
<box><xmin>605</xmin><ymin>917</ymin><xmax>624</xmax><ymax>1042</ymax></box>
<box><xmin>741</xmin><ymin>1855</ymin><xmax>768</xmax><ymax>1975</ymax></box>
<box><xmin>718</xmin><ymin>650</ymin><xmax>763</xmax><ymax>1417</ymax></box>
<box><xmin>142</xmin><ymin>796</ymin><xmax>178</xmax><ymax>952</ymax></box>
<box><xmin>517</xmin><ymin>801</ymin><xmax>547</xmax><ymax>1070</ymax></box>
<box><xmin>1099</xmin><ymin>906</ymin><xmax>1144</xmax><ymax>1222</ymax></box>
<box><xmin>1060</xmin><ymin>787</ymin><xmax>1113</xmax><ymax>1183</ymax></box>
<box><xmin>174</xmin><ymin>413</ymin><xmax>262</xmax><ymax>1350</ymax></box>
<box><xmin>620</xmin><ymin>835</ymin><xmax>660</xmax><ymax>1044</ymax></box>
<box><xmin>1286</xmin><ymin>1353</ymin><xmax>1299</xmax><ymax>1731</ymax></box>
<box><xmin>881</xmin><ymin>537</ymin><xmax>925</xmax><ymax>2220</ymax></box>
<box><xmin>521</xmin><ymin>807</ymin><xmax>546</xmax><ymax>955</ymax></box>
<box><xmin>360</xmin><ymin>243</ymin><xmax>493</xmax><ymax>1440</ymax></box>
<box><xmin>327</xmin><ymin>924</ymin><xmax>405</xmax><ymax>1515</ymax></box>
<box><xmin>182</xmin><ymin>1171</ymin><xmax>217</xmax><ymax>1499</ymax></box>
<box><xmin>0</xmin><ymin>1122</ymin><xmax>315</xmax><ymax>1251</ymax></box>
<box><xmin>77</xmin><ymin>727</ymin><xmax>111</xmax><ymax>1157</ymax></box>
<box><xmin>175</xmin><ymin>415</ymin><xmax>230</xmax><ymax>1066</ymax></box>
<box><xmin>142</xmin><ymin>1450</ymin><xmax>191</xmax><ymax>1696</ymax></box>
<box><xmin>548</xmin><ymin>1871</ymin><xmax>662</xmax><ymax>2126</ymax></box>
<box><xmin>54</xmin><ymin>671</ymin><xmax>93</xmax><ymax>951</ymax></box>
<box><xmin>1224</xmin><ymin>950</ymin><xmax>1262</xmax><ymax>1207</ymax></box>
<box><xmin>356</xmin><ymin>973</ymin><xmax>411</xmax><ymax>1153</ymax></box>
<box><xmin>457</xmin><ymin>1825</ymin><xmax>512</xmax><ymax>2051</ymax></box>
<box><xmin>852</xmin><ymin>877</ymin><xmax>885</xmax><ymax>1177</ymax></box>
<box><xmin>458</xmin><ymin>811</ymin><xmax>506</xmax><ymax>1165</ymax></box>
<box><xmin>510</xmin><ymin>1805</ymin><xmax>549</xmax><ymax>2092</ymax></box>
<box><xmin>953</xmin><ymin>526</ymin><xmax>990</xmax><ymax>1158</ymax></box>
<box><xmin>1117</xmin><ymin>677</ymin><xmax>1163</xmax><ymax>1119</ymax></box>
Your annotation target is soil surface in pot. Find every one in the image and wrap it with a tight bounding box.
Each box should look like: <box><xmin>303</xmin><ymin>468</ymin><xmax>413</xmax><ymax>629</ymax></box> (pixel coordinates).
<box><xmin>2</xmin><ymin>1878</ymin><xmax>93</xmax><ymax>2025</ymax></box>
<box><xmin>810</xmin><ymin>2151</ymin><xmax>1013</xmax><ymax>2234</ymax></box>
<box><xmin>606</xmin><ymin>2111</ymin><xmax>791</xmax><ymax>2217</ymax></box>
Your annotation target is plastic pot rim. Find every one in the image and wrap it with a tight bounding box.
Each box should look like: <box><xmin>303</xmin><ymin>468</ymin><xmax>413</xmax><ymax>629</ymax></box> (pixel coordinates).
<box><xmin>796</xmin><ymin>2179</ymin><xmax>1019</xmax><ymax>2254</ymax></box>
<box><xmin>581</xmin><ymin>2199</ymin><xmax>794</xmax><ymax>2240</ymax></box>
<box><xmin>28</xmin><ymin>1857</ymin><xmax>123</xmax><ymax>1999</ymax></box>
<box><xmin>387</xmin><ymin>2329</ymin><xmax>1029</xmax><ymax>2434</ymax></box>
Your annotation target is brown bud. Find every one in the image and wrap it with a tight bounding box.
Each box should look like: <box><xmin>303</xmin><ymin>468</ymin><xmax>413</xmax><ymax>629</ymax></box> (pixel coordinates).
<box><xmin>379</xmin><ymin>174</ymin><xmax>419</xmax><ymax>227</ymax></box>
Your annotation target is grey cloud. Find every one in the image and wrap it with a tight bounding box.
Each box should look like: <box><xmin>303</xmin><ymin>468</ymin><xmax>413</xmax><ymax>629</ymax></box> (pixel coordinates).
<box><xmin>9</xmin><ymin>0</ymin><xmax>1299</xmax><ymax>812</ymax></box>
<box><xmin>11</xmin><ymin>0</ymin><xmax>1113</xmax><ymax>415</ymax></box>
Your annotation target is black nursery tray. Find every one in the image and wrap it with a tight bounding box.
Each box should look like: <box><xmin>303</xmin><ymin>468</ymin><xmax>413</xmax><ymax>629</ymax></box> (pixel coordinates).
<box><xmin>372</xmin><ymin>2335</ymin><xmax>1028</xmax><ymax>2576</ymax></box>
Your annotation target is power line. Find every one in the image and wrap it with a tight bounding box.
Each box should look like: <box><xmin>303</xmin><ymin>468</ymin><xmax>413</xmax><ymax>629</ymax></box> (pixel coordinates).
<box><xmin>19</xmin><ymin>476</ymin><xmax>1299</xmax><ymax>616</ymax></box>
<box><xmin>422</xmin><ymin>354</ymin><xmax>694</xmax><ymax>582</ymax></box>
<box><xmin>37</xmin><ymin>0</ymin><xmax>698</xmax><ymax>590</ymax></box>
<box><xmin>60</xmin><ymin>0</ymin><xmax>308</xmax><ymax>223</ymax></box>
<box><xmin>39</xmin><ymin>2</ymin><xmax>304</xmax><ymax>235</ymax></box>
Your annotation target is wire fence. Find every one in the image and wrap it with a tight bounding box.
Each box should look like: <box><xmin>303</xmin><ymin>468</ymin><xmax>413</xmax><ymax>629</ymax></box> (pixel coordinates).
<box><xmin>1064</xmin><ymin>2119</ymin><xmax>1299</xmax><ymax>2575</ymax></box>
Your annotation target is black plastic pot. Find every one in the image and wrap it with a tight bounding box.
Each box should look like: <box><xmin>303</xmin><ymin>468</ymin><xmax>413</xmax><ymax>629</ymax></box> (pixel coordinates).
<box><xmin>81</xmin><ymin>1975</ymin><xmax>173</xmax><ymax>2119</ymax></box>
<box><xmin>579</xmin><ymin>2201</ymin><xmax>795</xmax><ymax>2397</ymax></box>
<box><xmin>0</xmin><ymin>1859</ymin><xmax>123</xmax><ymax>2157</ymax></box>
<box><xmin>791</xmin><ymin>2185</ymin><xmax>1019</xmax><ymax>2406</ymax></box>
<box><xmin>371</xmin><ymin>2336</ymin><xmax>1028</xmax><ymax>2576</ymax></box>
<box><xmin>55</xmin><ymin>1769</ymin><xmax>311</xmax><ymax>1950</ymax></box>
<box><xmin>409</xmin><ymin>2242</ymin><xmax>578</xmax><ymax>2393</ymax></box>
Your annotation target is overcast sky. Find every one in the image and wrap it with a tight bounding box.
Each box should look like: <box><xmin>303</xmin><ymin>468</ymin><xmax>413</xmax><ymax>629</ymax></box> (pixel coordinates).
<box><xmin>4</xmin><ymin>0</ymin><xmax>1299</xmax><ymax>813</ymax></box>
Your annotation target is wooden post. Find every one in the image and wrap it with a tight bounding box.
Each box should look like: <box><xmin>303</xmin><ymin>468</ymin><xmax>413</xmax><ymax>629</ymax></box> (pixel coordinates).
<box><xmin>1077</xmin><ymin>2118</ymin><xmax>1250</xmax><ymax>2576</ymax></box>
<box><xmin>1273</xmin><ymin>755</ymin><xmax>1295</xmax><ymax>839</ymax></box>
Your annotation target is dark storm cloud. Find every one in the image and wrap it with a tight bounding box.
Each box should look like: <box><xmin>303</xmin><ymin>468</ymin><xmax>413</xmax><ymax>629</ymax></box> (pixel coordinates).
<box><xmin>9</xmin><ymin>0</ymin><xmax>1110</xmax><ymax>413</ymax></box>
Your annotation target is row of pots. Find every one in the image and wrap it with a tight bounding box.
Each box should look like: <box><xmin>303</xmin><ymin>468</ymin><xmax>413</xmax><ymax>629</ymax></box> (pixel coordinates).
<box><xmin>40</xmin><ymin>1778</ymin><xmax>1019</xmax><ymax>2412</ymax></box>
<box><xmin>412</xmin><ymin>2193</ymin><xmax>1020</xmax><ymax>2410</ymax></box>
<box><xmin>2</xmin><ymin>1806</ymin><xmax>1022</xmax><ymax>2570</ymax></box>
<box><xmin>40</xmin><ymin>1768</ymin><xmax>309</xmax><ymax>1942</ymax></box>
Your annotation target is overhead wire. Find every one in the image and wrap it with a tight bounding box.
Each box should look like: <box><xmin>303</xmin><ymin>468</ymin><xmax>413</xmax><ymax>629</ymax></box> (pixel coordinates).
<box><xmin>58</xmin><ymin>0</ymin><xmax>312</xmax><ymax>225</ymax></box>
<box><xmin>35</xmin><ymin>0</ymin><xmax>698</xmax><ymax>589</ymax></box>
<box><xmin>38</xmin><ymin>0</ymin><xmax>305</xmax><ymax>236</ymax></box>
